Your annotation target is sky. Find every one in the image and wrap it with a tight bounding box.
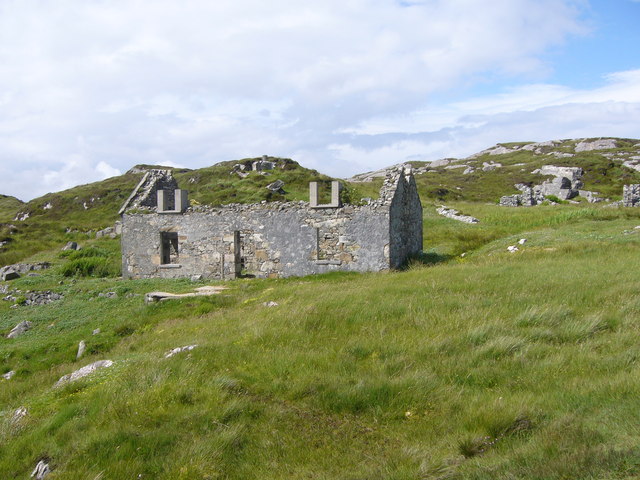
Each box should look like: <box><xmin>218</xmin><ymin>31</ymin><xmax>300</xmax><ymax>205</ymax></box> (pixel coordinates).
<box><xmin>1</xmin><ymin>0</ymin><xmax>639</xmax><ymax>201</ymax></box>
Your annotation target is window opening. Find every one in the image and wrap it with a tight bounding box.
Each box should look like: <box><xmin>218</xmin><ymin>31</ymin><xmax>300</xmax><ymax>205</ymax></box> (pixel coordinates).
<box><xmin>160</xmin><ymin>232</ymin><xmax>179</xmax><ymax>264</ymax></box>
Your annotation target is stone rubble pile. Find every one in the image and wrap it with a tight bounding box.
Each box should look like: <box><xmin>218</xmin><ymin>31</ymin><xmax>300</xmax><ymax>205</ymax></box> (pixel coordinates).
<box><xmin>2</xmin><ymin>289</ymin><xmax>63</xmax><ymax>306</ymax></box>
<box><xmin>6</xmin><ymin>321</ymin><xmax>32</xmax><ymax>338</ymax></box>
<box><xmin>0</xmin><ymin>262</ymin><xmax>50</xmax><ymax>281</ymax></box>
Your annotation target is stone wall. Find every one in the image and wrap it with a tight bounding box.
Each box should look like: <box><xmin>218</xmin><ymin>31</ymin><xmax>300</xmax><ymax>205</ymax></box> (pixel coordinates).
<box><xmin>388</xmin><ymin>167</ymin><xmax>423</xmax><ymax>268</ymax></box>
<box><xmin>118</xmin><ymin>169</ymin><xmax>178</xmax><ymax>214</ymax></box>
<box><xmin>623</xmin><ymin>184</ymin><xmax>640</xmax><ymax>207</ymax></box>
<box><xmin>121</xmin><ymin>167</ymin><xmax>422</xmax><ymax>280</ymax></box>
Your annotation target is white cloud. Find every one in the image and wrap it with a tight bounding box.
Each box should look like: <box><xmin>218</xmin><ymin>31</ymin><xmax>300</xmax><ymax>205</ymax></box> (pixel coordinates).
<box><xmin>327</xmin><ymin>68</ymin><xmax>640</xmax><ymax>176</ymax></box>
<box><xmin>0</xmin><ymin>0</ymin><xmax>601</xmax><ymax>199</ymax></box>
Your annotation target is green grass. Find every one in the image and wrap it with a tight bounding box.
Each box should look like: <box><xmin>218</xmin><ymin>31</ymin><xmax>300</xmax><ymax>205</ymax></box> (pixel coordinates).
<box><xmin>2</xmin><ymin>203</ymin><xmax>640</xmax><ymax>478</ymax></box>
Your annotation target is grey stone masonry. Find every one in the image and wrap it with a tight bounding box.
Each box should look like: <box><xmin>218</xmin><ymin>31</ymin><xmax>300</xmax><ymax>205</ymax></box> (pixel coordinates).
<box><xmin>623</xmin><ymin>184</ymin><xmax>640</xmax><ymax>207</ymax></box>
<box><xmin>118</xmin><ymin>169</ymin><xmax>178</xmax><ymax>214</ymax></box>
<box><xmin>121</xmin><ymin>166</ymin><xmax>422</xmax><ymax>280</ymax></box>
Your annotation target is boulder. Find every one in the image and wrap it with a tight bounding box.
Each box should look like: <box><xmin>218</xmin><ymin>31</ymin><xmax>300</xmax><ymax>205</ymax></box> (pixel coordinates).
<box><xmin>31</xmin><ymin>460</ymin><xmax>50</xmax><ymax>479</ymax></box>
<box><xmin>266</xmin><ymin>180</ymin><xmax>285</xmax><ymax>194</ymax></box>
<box><xmin>54</xmin><ymin>360</ymin><xmax>114</xmax><ymax>387</ymax></box>
<box><xmin>1</xmin><ymin>268</ymin><xmax>20</xmax><ymax>281</ymax></box>
<box><xmin>7</xmin><ymin>321</ymin><xmax>32</xmax><ymax>338</ymax></box>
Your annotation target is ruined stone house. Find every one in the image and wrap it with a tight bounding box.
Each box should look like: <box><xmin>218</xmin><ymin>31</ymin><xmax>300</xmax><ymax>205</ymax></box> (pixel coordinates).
<box><xmin>120</xmin><ymin>166</ymin><xmax>422</xmax><ymax>280</ymax></box>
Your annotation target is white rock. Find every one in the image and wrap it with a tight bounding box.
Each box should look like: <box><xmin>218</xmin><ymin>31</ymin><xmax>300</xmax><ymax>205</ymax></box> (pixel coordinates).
<box><xmin>12</xmin><ymin>406</ymin><xmax>28</xmax><ymax>423</ymax></box>
<box><xmin>575</xmin><ymin>138</ymin><xmax>617</xmax><ymax>152</ymax></box>
<box><xmin>7</xmin><ymin>321</ymin><xmax>32</xmax><ymax>339</ymax></box>
<box><xmin>31</xmin><ymin>460</ymin><xmax>50</xmax><ymax>479</ymax></box>
<box><xmin>76</xmin><ymin>341</ymin><xmax>86</xmax><ymax>360</ymax></box>
<box><xmin>165</xmin><ymin>345</ymin><xmax>198</xmax><ymax>358</ymax></box>
<box><xmin>263</xmin><ymin>301</ymin><xmax>279</xmax><ymax>307</ymax></box>
<box><xmin>54</xmin><ymin>360</ymin><xmax>113</xmax><ymax>387</ymax></box>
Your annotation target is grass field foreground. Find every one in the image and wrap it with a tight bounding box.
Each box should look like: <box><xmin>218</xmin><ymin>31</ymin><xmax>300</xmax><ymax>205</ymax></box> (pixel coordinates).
<box><xmin>1</xmin><ymin>203</ymin><xmax>640</xmax><ymax>478</ymax></box>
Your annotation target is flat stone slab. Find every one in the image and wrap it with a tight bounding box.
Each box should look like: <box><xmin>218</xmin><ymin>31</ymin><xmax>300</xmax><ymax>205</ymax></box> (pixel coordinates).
<box><xmin>145</xmin><ymin>285</ymin><xmax>227</xmax><ymax>303</ymax></box>
<box><xmin>54</xmin><ymin>360</ymin><xmax>113</xmax><ymax>387</ymax></box>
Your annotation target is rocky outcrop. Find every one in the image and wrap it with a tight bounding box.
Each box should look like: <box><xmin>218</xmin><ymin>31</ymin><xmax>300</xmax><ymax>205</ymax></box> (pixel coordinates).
<box><xmin>575</xmin><ymin>138</ymin><xmax>618</xmax><ymax>152</ymax></box>
<box><xmin>500</xmin><ymin>166</ymin><xmax>584</xmax><ymax>206</ymax></box>
<box><xmin>1</xmin><ymin>262</ymin><xmax>50</xmax><ymax>280</ymax></box>
<box><xmin>31</xmin><ymin>460</ymin><xmax>50</xmax><ymax>479</ymax></box>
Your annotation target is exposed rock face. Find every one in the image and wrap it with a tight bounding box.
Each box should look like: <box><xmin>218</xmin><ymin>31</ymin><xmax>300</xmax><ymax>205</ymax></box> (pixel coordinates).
<box><xmin>575</xmin><ymin>138</ymin><xmax>618</xmax><ymax>152</ymax></box>
<box><xmin>253</xmin><ymin>156</ymin><xmax>275</xmax><ymax>171</ymax></box>
<box><xmin>7</xmin><ymin>321</ymin><xmax>32</xmax><ymax>338</ymax></box>
<box><xmin>118</xmin><ymin>169</ymin><xmax>178</xmax><ymax>214</ymax></box>
<box><xmin>482</xmin><ymin>161</ymin><xmax>502</xmax><ymax>172</ymax></box>
<box><xmin>54</xmin><ymin>360</ymin><xmax>114</xmax><ymax>387</ymax></box>
<box><xmin>1</xmin><ymin>262</ymin><xmax>50</xmax><ymax>276</ymax></box>
<box><xmin>623</xmin><ymin>184</ymin><xmax>640</xmax><ymax>207</ymax></box>
<box><xmin>500</xmin><ymin>166</ymin><xmax>584</xmax><ymax>206</ymax></box>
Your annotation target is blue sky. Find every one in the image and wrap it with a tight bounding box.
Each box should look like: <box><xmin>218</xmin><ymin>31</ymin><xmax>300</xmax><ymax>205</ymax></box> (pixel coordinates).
<box><xmin>0</xmin><ymin>0</ymin><xmax>639</xmax><ymax>200</ymax></box>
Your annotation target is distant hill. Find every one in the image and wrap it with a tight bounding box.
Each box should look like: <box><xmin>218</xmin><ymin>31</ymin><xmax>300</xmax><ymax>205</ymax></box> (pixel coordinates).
<box><xmin>351</xmin><ymin>137</ymin><xmax>640</xmax><ymax>203</ymax></box>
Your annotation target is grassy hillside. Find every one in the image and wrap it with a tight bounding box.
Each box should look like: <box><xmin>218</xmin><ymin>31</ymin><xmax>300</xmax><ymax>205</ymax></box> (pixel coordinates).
<box><xmin>2</xmin><ymin>202</ymin><xmax>640</xmax><ymax>478</ymax></box>
<box><xmin>0</xmin><ymin>195</ymin><xmax>24</xmax><ymax>222</ymax></box>
<box><xmin>406</xmin><ymin>137</ymin><xmax>640</xmax><ymax>203</ymax></box>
